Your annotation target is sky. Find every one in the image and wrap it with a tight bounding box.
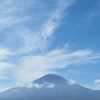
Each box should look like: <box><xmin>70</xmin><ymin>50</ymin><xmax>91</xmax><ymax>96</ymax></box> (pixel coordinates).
<box><xmin>0</xmin><ymin>0</ymin><xmax>100</xmax><ymax>92</ymax></box>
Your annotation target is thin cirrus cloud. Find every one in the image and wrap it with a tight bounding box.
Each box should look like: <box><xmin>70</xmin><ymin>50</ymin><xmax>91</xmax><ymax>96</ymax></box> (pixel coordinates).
<box><xmin>0</xmin><ymin>0</ymin><xmax>30</xmax><ymax>30</ymax></box>
<box><xmin>0</xmin><ymin>0</ymin><xmax>73</xmax><ymax>53</ymax></box>
<box><xmin>15</xmin><ymin>0</ymin><xmax>74</xmax><ymax>54</ymax></box>
<box><xmin>0</xmin><ymin>48</ymin><xmax>11</xmax><ymax>60</ymax></box>
<box><xmin>14</xmin><ymin>48</ymin><xmax>100</xmax><ymax>83</ymax></box>
<box><xmin>0</xmin><ymin>75</ymin><xmax>10</xmax><ymax>80</ymax></box>
<box><xmin>0</xmin><ymin>0</ymin><xmax>74</xmax><ymax>83</ymax></box>
<box><xmin>79</xmin><ymin>1</ymin><xmax>100</xmax><ymax>26</ymax></box>
<box><xmin>0</xmin><ymin>48</ymin><xmax>14</xmax><ymax>75</ymax></box>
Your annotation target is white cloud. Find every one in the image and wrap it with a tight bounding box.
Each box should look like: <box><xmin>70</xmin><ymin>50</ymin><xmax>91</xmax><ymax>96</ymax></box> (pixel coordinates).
<box><xmin>14</xmin><ymin>0</ymin><xmax>74</xmax><ymax>54</ymax></box>
<box><xmin>82</xmin><ymin>84</ymin><xmax>100</xmax><ymax>90</ymax></box>
<box><xmin>16</xmin><ymin>81</ymin><xmax>43</xmax><ymax>89</ymax></box>
<box><xmin>0</xmin><ymin>87</ymin><xmax>10</xmax><ymax>93</ymax></box>
<box><xmin>0</xmin><ymin>75</ymin><xmax>10</xmax><ymax>79</ymax></box>
<box><xmin>79</xmin><ymin>1</ymin><xmax>100</xmax><ymax>26</ymax></box>
<box><xmin>65</xmin><ymin>69</ymin><xmax>86</xmax><ymax>76</ymax></box>
<box><xmin>17</xmin><ymin>82</ymin><xmax>55</xmax><ymax>89</ymax></box>
<box><xmin>13</xmin><ymin>89</ymin><xmax>19</xmax><ymax>92</ymax></box>
<box><xmin>25</xmin><ymin>83</ymin><xmax>43</xmax><ymax>89</ymax></box>
<box><xmin>95</xmin><ymin>79</ymin><xmax>100</xmax><ymax>84</ymax></box>
<box><xmin>0</xmin><ymin>1</ymin><xmax>29</xmax><ymax>30</ymax></box>
<box><xmin>0</xmin><ymin>62</ymin><xmax>14</xmax><ymax>73</ymax></box>
<box><xmin>0</xmin><ymin>48</ymin><xmax>14</xmax><ymax>75</ymax></box>
<box><xmin>67</xmin><ymin>79</ymin><xmax>76</xmax><ymax>85</ymax></box>
<box><xmin>0</xmin><ymin>0</ymin><xmax>73</xmax><ymax>54</ymax></box>
<box><xmin>82</xmin><ymin>79</ymin><xmax>100</xmax><ymax>90</ymax></box>
<box><xmin>46</xmin><ymin>83</ymin><xmax>55</xmax><ymax>88</ymax></box>
<box><xmin>0</xmin><ymin>48</ymin><xmax>11</xmax><ymax>60</ymax></box>
<box><xmin>33</xmin><ymin>84</ymin><xmax>43</xmax><ymax>89</ymax></box>
<box><xmin>13</xmin><ymin>47</ymin><xmax>100</xmax><ymax>83</ymax></box>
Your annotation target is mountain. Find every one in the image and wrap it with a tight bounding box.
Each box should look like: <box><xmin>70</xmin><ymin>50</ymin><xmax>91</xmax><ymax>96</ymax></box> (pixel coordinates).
<box><xmin>0</xmin><ymin>74</ymin><xmax>100</xmax><ymax>100</ymax></box>
<box><xmin>33</xmin><ymin>74</ymin><xmax>67</xmax><ymax>85</ymax></box>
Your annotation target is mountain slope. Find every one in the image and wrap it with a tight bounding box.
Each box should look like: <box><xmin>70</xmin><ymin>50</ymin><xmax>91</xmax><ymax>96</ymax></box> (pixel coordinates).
<box><xmin>33</xmin><ymin>74</ymin><xmax>67</xmax><ymax>85</ymax></box>
<box><xmin>0</xmin><ymin>74</ymin><xmax>100</xmax><ymax>100</ymax></box>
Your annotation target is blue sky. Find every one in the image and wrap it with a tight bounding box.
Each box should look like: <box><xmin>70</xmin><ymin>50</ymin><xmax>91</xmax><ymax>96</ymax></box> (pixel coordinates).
<box><xmin>0</xmin><ymin>0</ymin><xmax>100</xmax><ymax>92</ymax></box>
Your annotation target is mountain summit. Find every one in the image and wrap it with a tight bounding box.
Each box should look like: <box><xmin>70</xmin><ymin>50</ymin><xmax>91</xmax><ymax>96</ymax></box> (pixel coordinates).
<box><xmin>0</xmin><ymin>74</ymin><xmax>100</xmax><ymax>100</ymax></box>
<box><xmin>33</xmin><ymin>74</ymin><xmax>67</xmax><ymax>85</ymax></box>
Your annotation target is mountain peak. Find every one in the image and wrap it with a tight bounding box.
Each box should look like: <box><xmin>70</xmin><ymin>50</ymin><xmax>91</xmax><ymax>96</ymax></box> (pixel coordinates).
<box><xmin>33</xmin><ymin>74</ymin><xmax>67</xmax><ymax>85</ymax></box>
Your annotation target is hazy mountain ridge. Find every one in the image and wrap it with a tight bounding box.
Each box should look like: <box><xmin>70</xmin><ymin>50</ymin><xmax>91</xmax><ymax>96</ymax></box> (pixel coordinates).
<box><xmin>0</xmin><ymin>74</ymin><xmax>100</xmax><ymax>100</ymax></box>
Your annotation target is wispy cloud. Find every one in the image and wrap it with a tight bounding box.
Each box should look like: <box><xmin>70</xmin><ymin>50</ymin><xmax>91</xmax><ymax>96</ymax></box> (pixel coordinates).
<box><xmin>0</xmin><ymin>48</ymin><xmax>14</xmax><ymax>74</ymax></box>
<box><xmin>15</xmin><ymin>0</ymin><xmax>74</xmax><ymax>54</ymax></box>
<box><xmin>65</xmin><ymin>69</ymin><xmax>86</xmax><ymax>76</ymax></box>
<box><xmin>14</xmin><ymin>47</ymin><xmax>100</xmax><ymax>83</ymax></box>
<box><xmin>0</xmin><ymin>75</ymin><xmax>10</xmax><ymax>79</ymax></box>
<box><xmin>0</xmin><ymin>0</ymin><xmax>30</xmax><ymax>30</ymax></box>
<box><xmin>82</xmin><ymin>84</ymin><xmax>100</xmax><ymax>90</ymax></box>
<box><xmin>95</xmin><ymin>79</ymin><xmax>100</xmax><ymax>84</ymax></box>
<box><xmin>82</xmin><ymin>79</ymin><xmax>100</xmax><ymax>90</ymax></box>
<box><xmin>0</xmin><ymin>62</ymin><xmax>14</xmax><ymax>75</ymax></box>
<box><xmin>78</xmin><ymin>1</ymin><xmax>100</xmax><ymax>27</ymax></box>
<box><xmin>0</xmin><ymin>48</ymin><xmax>11</xmax><ymax>60</ymax></box>
<box><xmin>0</xmin><ymin>0</ymin><xmax>74</xmax><ymax>87</ymax></box>
<box><xmin>0</xmin><ymin>87</ymin><xmax>9</xmax><ymax>93</ymax></box>
<box><xmin>0</xmin><ymin>0</ymin><xmax>100</xmax><ymax>92</ymax></box>
<box><xmin>0</xmin><ymin>0</ymin><xmax>73</xmax><ymax>54</ymax></box>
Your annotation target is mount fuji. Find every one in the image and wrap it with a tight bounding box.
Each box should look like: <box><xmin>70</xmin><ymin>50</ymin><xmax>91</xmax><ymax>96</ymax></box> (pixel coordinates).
<box><xmin>0</xmin><ymin>74</ymin><xmax>100</xmax><ymax>100</ymax></box>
